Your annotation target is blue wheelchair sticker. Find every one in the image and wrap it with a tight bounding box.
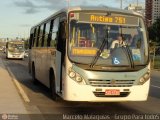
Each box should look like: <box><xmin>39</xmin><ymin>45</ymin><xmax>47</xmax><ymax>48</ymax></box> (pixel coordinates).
<box><xmin>113</xmin><ymin>57</ymin><xmax>120</xmax><ymax>64</ymax></box>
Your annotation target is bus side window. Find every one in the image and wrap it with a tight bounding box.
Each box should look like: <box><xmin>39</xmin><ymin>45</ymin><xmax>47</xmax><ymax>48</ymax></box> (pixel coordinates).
<box><xmin>50</xmin><ymin>22</ymin><xmax>56</xmax><ymax>47</ymax></box>
<box><xmin>36</xmin><ymin>26</ymin><xmax>40</xmax><ymax>47</ymax></box>
<box><xmin>41</xmin><ymin>24</ymin><xmax>46</xmax><ymax>47</ymax></box>
<box><xmin>38</xmin><ymin>25</ymin><xmax>44</xmax><ymax>47</ymax></box>
<box><xmin>51</xmin><ymin>18</ymin><xmax>60</xmax><ymax>48</ymax></box>
<box><xmin>32</xmin><ymin>28</ymin><xmax>37</xmax><ymax>47</ymax></box>
<box><xmin>29</xmin><ymin>33</ymin><xmax>33</xmax><ymax>49</ymax></box>
<box><xmin>48</xmin><ymin>20</ymin><xmax>54</xmax><ymax>47</ymax></box>
<box><xmin>58</xmin><ymin>21</ymin><xmax>66</xmax><ymax>63</ymax></box>
<box><xmin>44</xmin><ymin>22</ymin><xmax>51</xmax><ymax>47</ymax></box>
<box><xmin>34</xmin><ymin>27</ymin><xmax>39</xmax><ymax>47</ymax></box>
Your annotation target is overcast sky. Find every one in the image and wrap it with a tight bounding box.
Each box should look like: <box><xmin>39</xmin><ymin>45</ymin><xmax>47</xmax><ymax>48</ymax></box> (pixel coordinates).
<box><xmin>0</xmin><ymin>0</ymin><xmax>145</xmax><ymax>38</ymax></box>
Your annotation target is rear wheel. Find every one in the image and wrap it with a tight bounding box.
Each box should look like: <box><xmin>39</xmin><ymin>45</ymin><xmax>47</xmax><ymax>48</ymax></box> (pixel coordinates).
<box><xmin>32</xmin><ymin>64</ymin><xmax>38</xmax><ymax>85</ymax></box>
<box><xmin>50</xmin><ymin>72</ymin><xmax>57</xmax><ymax>100</ymax></box>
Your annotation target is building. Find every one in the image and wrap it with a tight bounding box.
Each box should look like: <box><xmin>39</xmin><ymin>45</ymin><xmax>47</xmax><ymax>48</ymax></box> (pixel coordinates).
<box><xmin>125</xmin><ymin>3</ymin><xmax>145</xmax><ymax>16</ymax></box>
<box><xmin>145</xmin><ymin>0</ymin><xmax>160</xmax><ymax>26</ymax></box>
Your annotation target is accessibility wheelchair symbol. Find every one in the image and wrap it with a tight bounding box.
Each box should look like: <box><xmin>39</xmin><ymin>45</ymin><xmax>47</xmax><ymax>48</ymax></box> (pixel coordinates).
<box><xmin>113</xmin><ymin>57</ymin><xmax>120</xmax><ymax>64</ymax></box>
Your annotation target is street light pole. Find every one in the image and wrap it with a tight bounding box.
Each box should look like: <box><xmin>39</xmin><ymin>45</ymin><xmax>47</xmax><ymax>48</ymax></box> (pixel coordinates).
<box><xmin>120</xmin><ymin>0</ymin><xmax>123</xmax><ymax>9</ymax></box>
<box><xmin>66</xmin><ymin>0</ymin><xmax>70</xmax><ymax>9</ymax></box>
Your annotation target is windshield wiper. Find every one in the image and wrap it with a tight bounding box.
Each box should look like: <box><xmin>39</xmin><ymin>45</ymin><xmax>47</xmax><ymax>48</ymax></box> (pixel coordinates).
<box><xmin>90</xmin><ymin>28</ymin><xmax>109</xmax><ymax>68</ymax></box>
<box><xmin>124</xmin><ymin>45</ymin><xmax>135</xmax><ymax>68</ymax></box>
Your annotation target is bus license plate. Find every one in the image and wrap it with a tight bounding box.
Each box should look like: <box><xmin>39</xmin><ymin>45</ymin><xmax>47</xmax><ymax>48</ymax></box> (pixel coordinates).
<box><xmin>105</xmin><ymin>89</ymin><xmax>120</xmax><ymax>96</ymax></box>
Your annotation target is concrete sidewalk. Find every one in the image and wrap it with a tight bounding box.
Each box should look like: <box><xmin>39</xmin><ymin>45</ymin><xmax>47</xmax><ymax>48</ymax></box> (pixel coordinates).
<box><xmin>0</xmin><ymin>57</ymin><xmax>28</xmax><ymax>114</ymax></box>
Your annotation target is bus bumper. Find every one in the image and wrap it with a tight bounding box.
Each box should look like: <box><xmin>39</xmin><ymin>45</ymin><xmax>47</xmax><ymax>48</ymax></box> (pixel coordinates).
<box><xmin>63</xmin><ymin>77</ymin><xmax>150</xmax><ymax>102</ymax></box>
<box><xmin>7</xmin><ymin>53</ymin><xmax>24</xmax><ymax>59</ymax></box>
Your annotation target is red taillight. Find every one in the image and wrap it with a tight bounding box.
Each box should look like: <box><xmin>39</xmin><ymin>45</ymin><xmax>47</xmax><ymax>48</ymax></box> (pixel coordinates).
<box><xmin>70</xmin><ymin>12</ymin><xmax>74</xmax><ymax>18</ymax></box>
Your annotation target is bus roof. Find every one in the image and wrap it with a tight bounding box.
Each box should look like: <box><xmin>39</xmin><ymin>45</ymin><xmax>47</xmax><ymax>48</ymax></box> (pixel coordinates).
<box><xmin>31</xmin><ymin>6</ymin><xmax>142</xmax><ymax>29</ymax></box>
<box><xmin>67</xmin><ymin>6</ymin><xmax>141</xmax><ymax>15</ymax></box>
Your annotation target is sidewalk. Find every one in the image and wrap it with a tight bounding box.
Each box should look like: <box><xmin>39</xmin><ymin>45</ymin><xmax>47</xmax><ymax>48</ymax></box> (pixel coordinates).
<box><xmin>0</xmin><ymin>57</ymin><xmax>28</xmax><ymax>114</ymax></box>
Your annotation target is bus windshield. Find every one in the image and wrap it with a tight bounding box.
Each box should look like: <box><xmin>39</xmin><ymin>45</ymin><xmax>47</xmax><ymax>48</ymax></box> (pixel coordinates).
<box><xmin>8</xmin><ymin>43</ymin><xmax>24</xmax><ymax>52</ymax></box>
<box><xmin>68</xmin><ymin>13</ymin><xmax>148</xmax><ymax>68</ymax></box>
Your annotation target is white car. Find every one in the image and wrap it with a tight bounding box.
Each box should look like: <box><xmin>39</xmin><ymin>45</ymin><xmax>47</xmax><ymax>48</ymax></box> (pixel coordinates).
<box><xmin>24</xmin><ymin>50</ymin><xmax>29</xmax><ymax>57</ymax></box>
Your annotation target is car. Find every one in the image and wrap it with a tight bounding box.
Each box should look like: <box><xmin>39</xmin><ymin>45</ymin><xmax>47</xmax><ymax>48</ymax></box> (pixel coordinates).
<box><xmin>24</xmin><ymin>50</ymin><xmax>29</xmax><ymax>57</ymax></box>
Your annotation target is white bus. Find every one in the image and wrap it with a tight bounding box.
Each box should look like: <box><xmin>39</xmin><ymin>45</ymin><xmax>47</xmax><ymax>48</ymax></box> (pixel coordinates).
<box><xmin>29</xmin><ymin>6</ymin><xmax>150</xmax><ymax>102</ymax></box>
<box><xmin>6</xmin><ymin>41</ymin><xmax>25</xmax><ymax>59</ymax></box>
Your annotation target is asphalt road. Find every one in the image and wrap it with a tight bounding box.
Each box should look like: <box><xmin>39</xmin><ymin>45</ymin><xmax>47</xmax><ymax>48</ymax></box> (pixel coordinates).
<box><xmin>1</xmin><ymin>53</ymin><xmax>160</xmax><ymax>120</ymax></box>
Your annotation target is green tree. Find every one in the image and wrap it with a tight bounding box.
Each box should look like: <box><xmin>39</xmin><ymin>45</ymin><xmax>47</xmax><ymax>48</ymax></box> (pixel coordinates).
<box><xmin>23</xmin><ymin>39</ymin><xmax>29</xmax><ymax>50</ymax></box>
<box><xmin>148</xmin><ymin>18</ymin><xmax>160</xmax><ymax>45</ymax></box>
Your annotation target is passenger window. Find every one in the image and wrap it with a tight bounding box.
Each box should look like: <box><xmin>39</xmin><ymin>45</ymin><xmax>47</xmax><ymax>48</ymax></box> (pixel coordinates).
<box><xmin>44</xmin><ymin>22</ymin><xmax>50</xmax><ymax>47</ymax></box>
<box><xmin>53</xmin><ymin>18</ymin><xmax>59</xmax><ymax>32</ymax></box>
<box><xmin>29</xmin><ymin>33</ymin><xmax>33</xmax><ymax>49</ymax></box>
<box><xmin>35</xmin><ymin>27</ymin><xmax>39</xmax><ymax>47</ymax></box>
<box><xmin>36</xmin><ymin>26</ymin><xmax>40</xmax><ymax>47</ymax></box>
<box><xmin>41</xmin><ymin>24</ymin><xmax>46</xmax><ymax>47</ymax></box>
<box><xmin>50</xmin><ymin>18</ymin><xmax>60</xmax><ymax>47</ymax></box>
<box><xmin>38</xmin><ymin>25</ymin><xmax>44</xmax><ymax>47</ymax></box>
<box><xmin>33</xmin><ymin>28</ymin><xmax>37</xmax><ymax>47</ymax></box>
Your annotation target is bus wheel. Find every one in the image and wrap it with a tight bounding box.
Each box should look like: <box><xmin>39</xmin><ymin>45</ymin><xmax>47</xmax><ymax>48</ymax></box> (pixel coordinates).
<box><xmin>32</xmin><ymin>64</ymin><xmax>38</xmax><ymax>85</ymax></box>
<box><xmin>50</xmin><ymin>73</ymin><xmax>57</xmax><ymax>100</ymax></box>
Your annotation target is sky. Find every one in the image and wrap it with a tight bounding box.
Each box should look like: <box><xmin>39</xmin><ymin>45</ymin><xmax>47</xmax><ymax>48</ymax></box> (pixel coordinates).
<box><xmin>0</xmin><ymin>0</ymin><xmax>145</xmax><ymax>39</ymax></box>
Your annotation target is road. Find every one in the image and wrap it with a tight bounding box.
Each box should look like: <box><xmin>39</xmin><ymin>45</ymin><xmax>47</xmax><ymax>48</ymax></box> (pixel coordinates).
<box><xmin>0</xmin><ymin>53</ymin><xmax>160</xmax><ymax>120</ymax></box>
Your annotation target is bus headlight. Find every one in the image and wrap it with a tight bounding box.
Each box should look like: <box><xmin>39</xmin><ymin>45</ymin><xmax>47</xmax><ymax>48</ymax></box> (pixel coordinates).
<box><xmin>139</xmin><ymin>78</ymin><xmax>145</xmax><ymax>83</ymax></box>
<box><xmin>68</xmin><ymin>68</ymin><xmax>85</xmax><ymax>84</ymax></box>
<box><xmin>69</xmin><ymin>71</ymin><xmax>76</xmax><ymax>78</ymax></box>
<box><xmin>76</xmin><ymin>75</ymin><xmax>83</xmax><ymax>82</ymax></box>
<box><xmin>138</xmin><ymin>72</ymin><xmax>150</xmax><ymax>85</ymax></box>
<box><xmin>144</xmin><ymin>73</ymin><xmax>150</xmax><ymax>80</ymax></box>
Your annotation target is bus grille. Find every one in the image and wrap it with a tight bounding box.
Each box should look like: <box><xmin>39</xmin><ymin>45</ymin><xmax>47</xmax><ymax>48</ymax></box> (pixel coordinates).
<box><xmin>89</xmin><ymin>79</ymin><xmax>135</xmax><ymax>87</ymax></box>
<box><xmin>93</xmin><ymin>92</ymin><xmax>130</xmax><ymax>97</ymax></box>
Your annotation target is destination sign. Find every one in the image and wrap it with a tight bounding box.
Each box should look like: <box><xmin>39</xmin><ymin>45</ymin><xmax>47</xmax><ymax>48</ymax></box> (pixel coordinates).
<box><xmin>71</xmin><ymin>47</ymin><xmax>97</xmax><ymax>56</ymax></box>
<box><xmin>78</xmin><ymin>13</ymin><xmax>139</xmax><ymax>26</ymax></box>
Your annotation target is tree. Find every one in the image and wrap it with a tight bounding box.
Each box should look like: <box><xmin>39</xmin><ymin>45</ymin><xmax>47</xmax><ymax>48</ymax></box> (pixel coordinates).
<box><xmin>148</xmin><ymin>18</ymin><xmax>160</xmax><ymax>45</ymax></box>
<box><xmin>24</xmin><ymin>39</ymin><xmax>29</xmax><ymax>50</ymax></box>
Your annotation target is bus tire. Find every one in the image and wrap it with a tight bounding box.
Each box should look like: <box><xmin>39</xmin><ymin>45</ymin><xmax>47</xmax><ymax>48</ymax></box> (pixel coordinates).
<box><xmin>50</xmin><ymin>71</ymin><xmax>57</xmax><ymax>101</ymax></box>
<box><xmin>32</xmin><ymin>64</ymin><xmax>38</xmax><ymax>85</ymax></box>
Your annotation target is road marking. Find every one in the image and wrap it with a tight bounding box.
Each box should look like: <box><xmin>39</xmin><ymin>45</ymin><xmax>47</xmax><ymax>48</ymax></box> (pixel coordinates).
<box><xmin>13</xmin><ymin>78</ymin><xmax>30</xmax><ymax>102</ymax></box>
<box><xmin>7</xmin><ymin>67</ymin><xmax>30</xmax><ymax>103</ymax></box>
<box><xmin>151</xmin><ymin>85</ymin><xmax>160</xmax><ymax>89</ymax></box>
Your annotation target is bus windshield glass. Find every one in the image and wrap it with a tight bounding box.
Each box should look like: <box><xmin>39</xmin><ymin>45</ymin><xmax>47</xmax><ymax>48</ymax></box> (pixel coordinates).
<box><xmin>8</xmin><ymin>43</ymin><xmax>24</xmax><ymax>52</ymax></box>
<box><xmin>68</xmin><ymin>12</ymin><xmax>148</xmax><ymax>67</ymax></box>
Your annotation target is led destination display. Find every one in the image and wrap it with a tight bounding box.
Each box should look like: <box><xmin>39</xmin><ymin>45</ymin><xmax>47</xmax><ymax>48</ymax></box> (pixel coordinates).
<box><xmin>77</xmin><ymin>13</ymin><xmax>139</xmax><ymax>26</ymax></box>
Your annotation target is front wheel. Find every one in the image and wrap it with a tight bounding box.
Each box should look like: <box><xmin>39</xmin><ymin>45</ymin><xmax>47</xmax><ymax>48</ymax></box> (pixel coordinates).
<box><xmin>50</xmin><ymin>73</ymin><xmax>57</xmax><ymax>100</ymax></box>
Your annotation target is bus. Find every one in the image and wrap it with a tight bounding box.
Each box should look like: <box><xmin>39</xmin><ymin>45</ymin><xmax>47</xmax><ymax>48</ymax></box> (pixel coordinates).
<box><xmin>28</xmin><ymin>6</ymin><xmax>150</xmax><ymax>102</ymax></box>
<box><xmin>6</xmin><ymin>41</ymin><xmax>25</xmax><ymax>59</ymax></box>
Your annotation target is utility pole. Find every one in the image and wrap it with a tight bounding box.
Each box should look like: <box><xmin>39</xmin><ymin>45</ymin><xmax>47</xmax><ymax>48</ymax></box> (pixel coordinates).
<box><xmin>135</xmin><ymin>0</ymin><xmax>139</xmax><ymax>11</ymax></box>
<box><xmin>66</xmin><ymin>0</ymin><xmax>70</xmax><ymax>9</ymax></box>
<box><xmin>120</xmin><ymin>0</ymin><xmax>123</xmax><ymax>9</ymax></box>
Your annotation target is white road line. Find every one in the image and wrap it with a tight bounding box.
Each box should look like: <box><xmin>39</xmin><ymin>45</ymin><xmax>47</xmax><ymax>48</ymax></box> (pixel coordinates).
<box><xmin>7</xmin><ymin>67</ymin><xmax>30</xmax><ymax>103</ymax></box>
<box><xmin>151</xmin><ymin>85</ymin><xmax>160</xmax><ymax>89</ymax></box>
<box><xmin>13</xmin><ymin>78</ymin><xmax>30</xmax><ymax>102</ymax></box>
